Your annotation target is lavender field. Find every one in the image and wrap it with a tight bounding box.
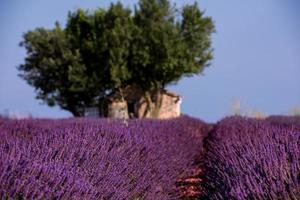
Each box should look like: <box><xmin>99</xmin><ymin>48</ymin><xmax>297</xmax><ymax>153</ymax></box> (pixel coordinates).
<box><xmin>0</xmin><ymin>116</ymin><xmax>208</xmax><ymax>199</ymax></box>
<box><xmin>0</xmin><ymin>115</ymin><xmax>299</xmax><ymax>199</ymax></box>
<box><xmin>201</xmin><ymin>116</ymin><xmax>300</xmax><ymax>200</ymax></box>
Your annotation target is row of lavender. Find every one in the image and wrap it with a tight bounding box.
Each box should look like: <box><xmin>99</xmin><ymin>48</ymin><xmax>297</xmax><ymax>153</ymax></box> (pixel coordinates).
<box><xmin>201</xmin><ymin>116</ymin><xmax>300</xmax><ymax>200</ymax></box>
<box><xmin>0</xmin><ymin>116</ymin><xmax>208</xmax><ymax>199</ymax></box>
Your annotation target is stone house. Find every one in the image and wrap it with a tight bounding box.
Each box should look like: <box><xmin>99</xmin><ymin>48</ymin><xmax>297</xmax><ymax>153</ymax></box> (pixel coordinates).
<box><xmin>84</xmin><ymin>85</ymin><xmax>181</xmax><ymax>119</ymax></box>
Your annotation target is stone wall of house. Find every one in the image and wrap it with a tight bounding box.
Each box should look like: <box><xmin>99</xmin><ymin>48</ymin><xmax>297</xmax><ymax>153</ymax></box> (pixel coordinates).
<box><xmin>136</xmin><ymin>93</ymin><xmax>181</xmax><ymax>119</ymax></box>
<box><xmin>107</xmin><ymin>101</ymin><xmax>129</xmax><ymax>119</ymax></box>
<box><xmin>102</xmin><ymin>89</ymin><xmax>181</xmax><ymax>119</ymax></box>
<box><xmin>157</xmin><ymin>94</ymin><xmax>181</xmax><ymax>119</ymax></box>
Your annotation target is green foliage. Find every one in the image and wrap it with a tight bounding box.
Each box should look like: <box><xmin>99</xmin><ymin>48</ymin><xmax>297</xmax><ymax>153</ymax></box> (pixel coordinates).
<box><xmin>18</xmin><ymin>0</ymin><xmax>215</xmax><ymax>116</ymax></box>
<box><xmin>19</xmin><ymin>23</ymin><xmax>92</xmax><ymax>116</ymax></box>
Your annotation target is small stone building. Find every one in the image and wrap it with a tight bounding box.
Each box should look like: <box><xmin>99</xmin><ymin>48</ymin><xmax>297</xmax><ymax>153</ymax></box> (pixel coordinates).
<box><xmin>84</xmin><ymin>85</ymin><xmax>181</xmax><ymax>119</ymax></box>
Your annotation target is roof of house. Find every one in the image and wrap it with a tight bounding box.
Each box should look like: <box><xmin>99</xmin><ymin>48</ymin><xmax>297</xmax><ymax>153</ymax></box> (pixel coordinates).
<box><xmin>105</xmin><ymin>85</ymin><xmax>180</xmax><ymax>103</ymax></box>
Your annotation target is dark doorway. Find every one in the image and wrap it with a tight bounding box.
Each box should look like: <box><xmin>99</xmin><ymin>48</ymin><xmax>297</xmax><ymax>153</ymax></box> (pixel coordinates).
<box><xmin>128</xmin><ymin>102</ymin><xmax>135</xmax><ymax>118</ymax></box>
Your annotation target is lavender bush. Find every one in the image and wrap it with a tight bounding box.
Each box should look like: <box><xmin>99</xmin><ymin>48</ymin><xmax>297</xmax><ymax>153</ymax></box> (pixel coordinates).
<box><xmin>266</xmin><ymin>115</ymin><xmax>300</xmax><ymax>130</ymax></box>
<box><xmin>0</xmin><ymin>116</ymin><xmax>208</xmax><ymax>199</ymax></box>
<box><xmin>201</xmin><ymin>116</ymin><xmax>300</xmax><ymax>200</ymax></box>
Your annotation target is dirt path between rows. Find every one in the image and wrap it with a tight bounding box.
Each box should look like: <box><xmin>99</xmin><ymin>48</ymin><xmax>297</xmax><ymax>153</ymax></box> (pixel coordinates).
<box><xmin>176</xmin><ymin>167</ymin><xmax>204</xmax><ymax>199</ymax></box>
<box><xmin>176</xmin><ymin>124</ymin><xmax>216</xmax><ymax>199</ymax></box>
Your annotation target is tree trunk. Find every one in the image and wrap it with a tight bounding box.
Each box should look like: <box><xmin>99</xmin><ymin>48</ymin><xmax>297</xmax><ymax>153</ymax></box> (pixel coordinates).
<box><xmin>143</xmin><ymin>91</ymin><xmax>154</xmax><ymax>118</ymax></box>
<box><xmin>72</xmin><ymin>111</ymin><xmax>82</xmax><ymax>117</ymax></box>
<box><xmin>153</xmin><ymin>89</ymin><xmax>163</xmax><ymax>118</ymax></box>
<box><xmin>70</xmin><ymin>108</ymin><xmax>84</xmax><ymax>117</ymax></box>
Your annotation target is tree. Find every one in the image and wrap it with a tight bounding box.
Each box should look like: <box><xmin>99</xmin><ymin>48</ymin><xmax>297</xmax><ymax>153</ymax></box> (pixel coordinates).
<box><xmin>18</xmin><ymin>0</ymin><xmax>215</xmax><ymax>117</ymax></box>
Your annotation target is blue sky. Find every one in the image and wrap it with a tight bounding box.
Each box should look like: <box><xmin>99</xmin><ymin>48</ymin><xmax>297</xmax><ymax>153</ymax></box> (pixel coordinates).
<box><xmin>0</xmin><ymin>0</ymin><xmax>299</xmax><ymax>122</ymax></box>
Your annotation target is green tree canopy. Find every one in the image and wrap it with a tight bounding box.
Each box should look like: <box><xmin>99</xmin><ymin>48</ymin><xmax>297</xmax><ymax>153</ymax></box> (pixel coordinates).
<box><xmin>18</xmin><ymin>0</ymin><xmax>215</xmax><ymax>116</ymax></box>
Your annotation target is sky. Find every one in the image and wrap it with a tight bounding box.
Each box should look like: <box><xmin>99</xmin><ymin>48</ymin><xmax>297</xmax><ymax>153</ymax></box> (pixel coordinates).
<box><xmin>0</xmin><ymin>0</ymin><xmax>299</xmax><ymax>122</ymax></box>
